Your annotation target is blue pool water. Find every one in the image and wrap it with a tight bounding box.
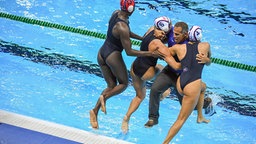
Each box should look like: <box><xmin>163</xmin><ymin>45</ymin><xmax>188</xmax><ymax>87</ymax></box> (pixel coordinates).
<box><xmin>0</xmin><ymin>0</ymin><xmax>256</xmax><ymax>144</ymax></box>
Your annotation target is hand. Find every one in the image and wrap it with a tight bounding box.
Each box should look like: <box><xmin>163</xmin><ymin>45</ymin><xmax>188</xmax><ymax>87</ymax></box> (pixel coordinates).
<box><xmin>152</xmin><ymin>49</ymin><xmax>160</xmax><ymax>58</ymax></box>
<box><xmin>196</xmin><ymin>53</ymin><xmax>210</xmax><ymax>64</ymax></box>
<box><xmin>152</xmin><ymin>47</ymin><xmax>165</xmax><ymax>58</ymax></box>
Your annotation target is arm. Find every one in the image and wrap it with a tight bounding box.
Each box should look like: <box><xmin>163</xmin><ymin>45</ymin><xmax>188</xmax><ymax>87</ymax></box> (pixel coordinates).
<box><xmin>130</xmin><ymin>31</ymin><xmax>143</xmax><ymax>40</ymax></box>
<box><xmin>167</xmin><ymin>45</ymin><xmax>182</xmax><ymax>70</ymax></box>
<box><xmin>196</xmin><ymin>82</ymin><xmax>210</xmax><ymax>123</ymax></box>
<box><xmin>164</xmin><ymin>56</ymin><xmax>182</xmax><ymax>70</ymax></box>
<box><xmin>155</xmin><ymin>44</ymin><xmax>182</xmax><ymax>70</ymax></box>
<box><xmin>196</xmin><ymin>53</ymin><xmax>211</xmax><ymax>65</ymax></box>
<box><xmin>206</xmin><ymin>48</ymin><xmax>212</xmax><ymax>66</ymax></box>
<box><xmin>118</xmin><ymin>22</ymin><xmax>154</xmax><ymax>57</ymax></box>
<box><xmin>196</xmin><ymin>42</ymin><xmax>211</xmax><ymax>66</ymax></box>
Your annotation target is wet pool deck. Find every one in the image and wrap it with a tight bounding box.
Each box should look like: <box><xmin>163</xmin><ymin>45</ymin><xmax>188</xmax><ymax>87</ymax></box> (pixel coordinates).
<box><xmin>0</xmin><ymin>110</ymin><xmax>133</xmax><ymax>144</ymax></box>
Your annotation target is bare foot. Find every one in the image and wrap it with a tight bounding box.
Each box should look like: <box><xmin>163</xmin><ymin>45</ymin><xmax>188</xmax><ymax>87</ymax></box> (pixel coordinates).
<box><xmin>197</xmin><ymin>117</ymin><xmax>210</xmax><ymax>123</ymax></box>
<box><xmin>90</xmin><ymin>110</ymin><xmax>99</xmax><ymax>129</ymax></box>
<box><xmin>160</xmin><ymin>88</ymin><xmax>171</xmax><ymax>101</ymax></box>
<box><xmin>100</xmin><ymin>95</ymin><xmax>106</xmax><ymax>114</ymax></box>
<box><xmin>121</xmin><ymin>115</ymin><xmax>129</xmax><ymax>134</ymax></box>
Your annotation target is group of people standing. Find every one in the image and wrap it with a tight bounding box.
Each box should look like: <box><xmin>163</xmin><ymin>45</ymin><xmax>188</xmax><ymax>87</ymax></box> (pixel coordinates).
<box><xmin>89</xmin><ymin>0</ymin><xmax>212</xmax><ymax>143</ymax></box>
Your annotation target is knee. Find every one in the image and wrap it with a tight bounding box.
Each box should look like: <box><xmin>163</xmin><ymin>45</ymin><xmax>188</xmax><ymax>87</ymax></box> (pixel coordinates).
<box><xmin>119</xmin><ymin>82</ymin><xmax>128</xmax><ymax>91</ymax></box>
<box><xmin>108</xmin><ymin>82</ymin><xmax>118</xmax><ymax>89</ymax></box>
<box><xmin>138</xmin><ymin>93</ymin><xmax>146</xmax><ymax>101</ymax></box>
<box><xmin>135</xmin><ymin>95</ymin><xmax>145</xmax><ymax>103</ymax></box>
<box><xmin>110</xmin><ymin>78</ymin><xmax>128</xmax><ymax>89</ymax></box>
<box><xmin>123</xmin><ymin>83</ymin><xmax>128</xmax><ymax>90</ymax></box>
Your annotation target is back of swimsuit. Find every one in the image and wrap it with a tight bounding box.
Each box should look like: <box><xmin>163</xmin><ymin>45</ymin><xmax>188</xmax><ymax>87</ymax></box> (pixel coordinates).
<box><xmin>132</xmin><ymin>31</ymin><xmax>158</xmax><ymax>78</ymax></box>
<box><xmin>180</xmin><ymin>43</ymin><xmax>204</xmax><ymax>90</ymax></box>
<box><xmin>100</xmin><ymin>12</ymin><xmax>129</xmax><ymax>61</ymax></box>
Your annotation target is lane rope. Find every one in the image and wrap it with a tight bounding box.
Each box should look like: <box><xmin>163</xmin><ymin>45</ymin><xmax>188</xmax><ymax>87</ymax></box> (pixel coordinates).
<box><xmin>0</xmin><ymin>12</ymin><xmax>255</xmax><ymax>73</ymax></box>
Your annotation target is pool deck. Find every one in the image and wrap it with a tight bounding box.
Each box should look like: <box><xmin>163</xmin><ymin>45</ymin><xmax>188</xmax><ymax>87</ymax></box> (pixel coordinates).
<box><xmin>0</xmin><ymin>110</ymin><xmax>133</xmax><ymax>144</ymax></box>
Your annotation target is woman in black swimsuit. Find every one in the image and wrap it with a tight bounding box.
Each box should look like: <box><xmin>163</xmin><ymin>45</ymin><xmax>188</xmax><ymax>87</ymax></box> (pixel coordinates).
<box><xmin>89</xmin><ymin>0</ymin><xmax>158</xmax><ymax>129</ymax></box>
<box><xmin>162</xmin><ymin>26</ymin><xmax>211</xmax><ymax>143</ymax></box>
<box><xmin>121</xmin><ymin>16</ymin><xmax>181</xmax><ymax>133</ymax></box>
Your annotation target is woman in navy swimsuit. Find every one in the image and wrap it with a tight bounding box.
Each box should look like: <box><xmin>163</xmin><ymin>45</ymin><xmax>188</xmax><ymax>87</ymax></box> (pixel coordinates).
<box><xmin>162</xmin><ymin>26</ymin><xmax>211</xmax><ymax>143</ymax></box>
<box><xmin>121</xmin><ymin>16</ymin><xmax>181</xmax><ymax>133</ymax></box>
<box><xmin>89</xmin><ymin>0</ymin><xmax>159</xmax><ymax>129</ymax></box>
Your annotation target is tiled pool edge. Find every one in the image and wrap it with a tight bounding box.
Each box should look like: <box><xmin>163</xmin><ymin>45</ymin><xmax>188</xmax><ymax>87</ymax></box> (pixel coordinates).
<box><xmin>0</xmin><ymin>110</ymin><xmax>133</xmax><ymax>144</ymax></box>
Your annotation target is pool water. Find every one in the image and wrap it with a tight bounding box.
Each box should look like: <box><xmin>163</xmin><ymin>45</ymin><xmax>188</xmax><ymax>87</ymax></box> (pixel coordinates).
<box><xmin>0</xmin><ymin>0</ymin><xmax>256</xmax><ymax>144</ymax></box>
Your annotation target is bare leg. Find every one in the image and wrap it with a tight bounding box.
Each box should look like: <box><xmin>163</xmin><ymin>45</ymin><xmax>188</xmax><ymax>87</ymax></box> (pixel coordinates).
<box><xmin>121</xmin><ymin>92</ymin><xmax>145</xmax><ymax>132</ymax></box>
<box><xmin>163</xmin><ymin>79</ymin><xmax>201</xmax><ymax>143</ymax></box>
<box><xmin>100</xmin><ymin>95</ymin><xmax>106</xmax><ymax>114</ymax></box>
<box><xmin>121</xmin><ymin>115</ymin><xmax>129</xmax><ymax>134</ymax></box>
<box><xmin>90</xmin><ymin>110</ymin><xmax>98</xmax><ymax>129</ymax></box>
<box><xmin>89</xmin><ymin>87</ymin><xmax>112</xmax><ymax>126</ymax></box>
<box><xmin>89</xmin><ymin>96</ymin><xmax>102</xmax><ymax>129</ymax></box>
<box><xmin>90</xmin><ymin>51</ymin><xmax>128</xmax><ymax>129</ymax></box>
<box><xmin>122</xmin><ymin>67</ymin><xmax>146</xmax><ymax>133</ymax></box>
<box><xmin>197</xmin><ymin>82</ymin><xmax>210</xmax><ymax>123</ymax></box>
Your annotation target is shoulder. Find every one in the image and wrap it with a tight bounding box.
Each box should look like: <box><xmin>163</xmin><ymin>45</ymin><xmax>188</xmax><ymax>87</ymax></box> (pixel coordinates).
<box><xmin>116</xmin><ymin>21</ymin><xmax>129</xmax><ymax>33</ymax></box>
<box><xmin>150</xmin><ymin>38</ymin><xmax>163</xmax><ymax>46</ymax></box>
<box><xmin>173</xmin><ymin>44</ymin><xmax>187</xmax><ymax>54</ymax></box>
<box><xmin>109</xmin><ymin>10</ymin><xmax>119</xmax><ymax>20</ymax></box>
<box><xmin>115</xmin><ymin>22</ymin><xmax>130</xmax><ymax>37</ymax></box>
<box><xmin>143</xmin><ymin>27</ymin><xmax>154</xmax><ymax>37</ymax></box>
<box><xmin>172</xmin><ymin>43</ymin><xmax>186</xmax><ymax>49</ymax></box>
<box><xmin>115</xmin><ymin>17</ymin><xmax>129</xmax><ymax>29</ymax></box>
<box><xmin>112</xmin><ymin>10</ymin><xmax>120</xmax><ymax>15</ymax></box>
<box><xmin>199</xmin><ymin>42</ymin><xmax>210</xmax><ymax>47</ymax></box>
<box><xmin>198</xmin><ymin>42</ymin><xmax>210</xmax><ymax>54</ymax></box>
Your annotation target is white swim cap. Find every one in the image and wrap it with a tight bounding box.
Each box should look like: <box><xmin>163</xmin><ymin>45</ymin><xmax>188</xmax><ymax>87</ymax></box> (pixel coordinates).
<box><xmin>154</xmin><ymin>16</ymin><xmax>171</xmax><ymax>33</ymax></box>
<box><xmin>189</xmin><ymin>25</ymin><xmax>202</xmax><ymax>42</ymax></box>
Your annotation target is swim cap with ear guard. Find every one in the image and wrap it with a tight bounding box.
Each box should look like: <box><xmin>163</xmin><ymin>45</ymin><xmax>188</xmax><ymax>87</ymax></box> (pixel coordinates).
<box><xmin>120</xmin><ymin>0</ymin><xmax>135</xmax><ymax>13</ymax></box>
<box><xmin>154</xmin><ymin>16</ymin><xmax>172</xmax><ymax>33</ymax></box>
<box><xmin>189</xmin><ymin>25</ymin><xmax>202</xmax><ymax>42</ymax></box>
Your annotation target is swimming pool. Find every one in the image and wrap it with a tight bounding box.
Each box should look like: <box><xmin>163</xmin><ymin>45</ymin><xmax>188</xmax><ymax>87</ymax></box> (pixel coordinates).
<box><xmin>0</xmin><ymin>0</ymin><xmax>255</xmax><ymax>143</ymax></box>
